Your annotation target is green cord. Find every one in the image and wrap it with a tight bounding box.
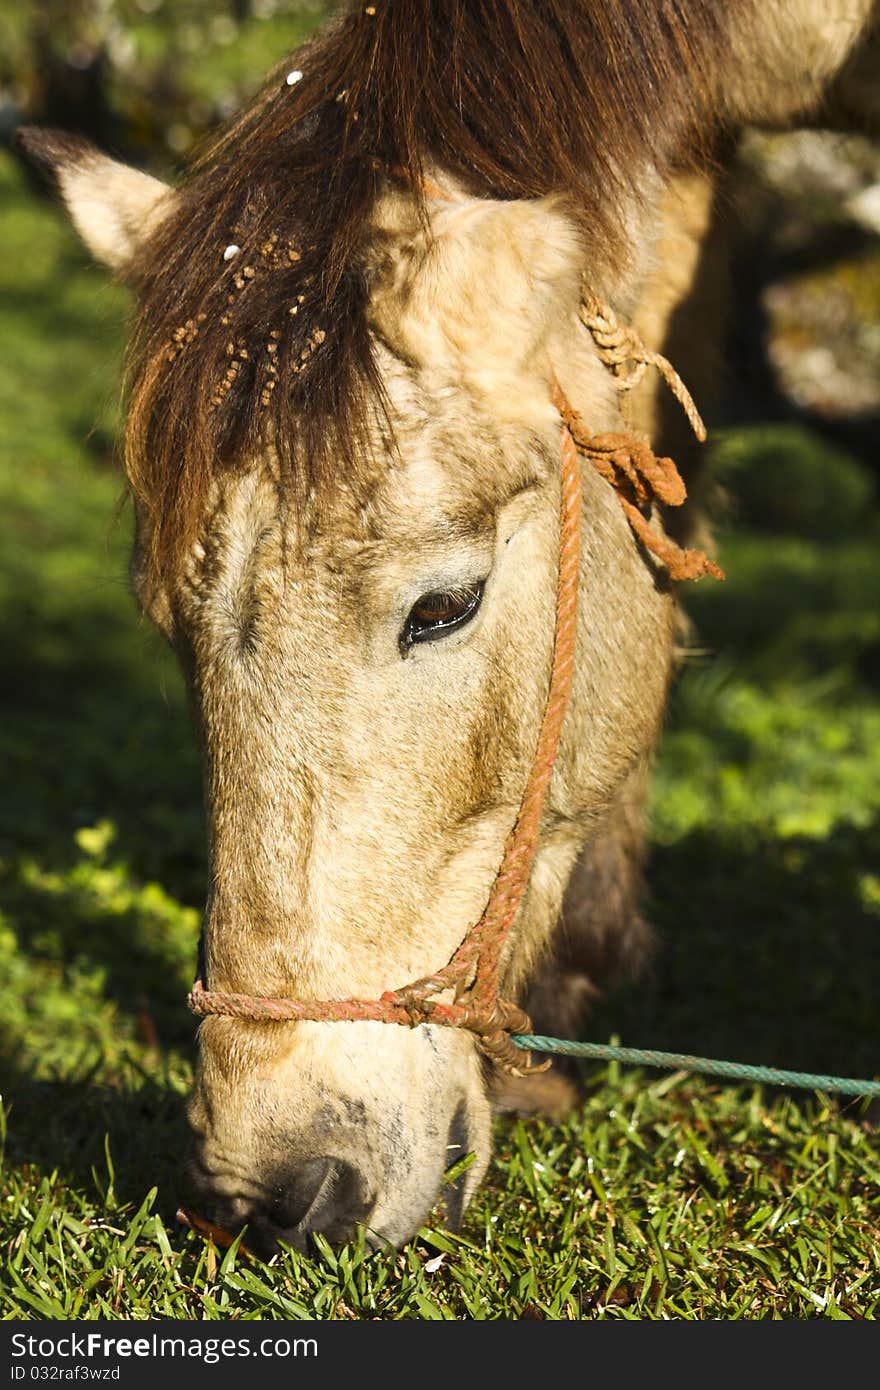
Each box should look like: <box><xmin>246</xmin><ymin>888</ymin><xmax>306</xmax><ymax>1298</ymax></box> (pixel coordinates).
<box><xmin>511</xmin><ymin>1035</ymin><xmax>880</xmax><ymax>1097</ymax></box>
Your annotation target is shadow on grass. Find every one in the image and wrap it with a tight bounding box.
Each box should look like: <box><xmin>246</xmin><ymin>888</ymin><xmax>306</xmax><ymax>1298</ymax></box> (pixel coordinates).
<box><xmin>0</xmin><ymin>571</ymin><xmax>205</xmax><ymax>901</ymax></box>
<box><xmin>0</xmin><ymin>1057</ymin><xmax>193</xmax><ymax>1221</ymax></box>
<box><xmin>0</xmin><ymin>555</ymin><xmax>206</xmax><ymax>1215</ymax></box>
<box><xmin>588</xmin><ymin>817</ymin><xmax>880</xmax><ymax>1087</ymax></box>
<box><xmin>684</xmin><ymin>544</ymin><xmax>880</xmax><ymax>677</ymax></box>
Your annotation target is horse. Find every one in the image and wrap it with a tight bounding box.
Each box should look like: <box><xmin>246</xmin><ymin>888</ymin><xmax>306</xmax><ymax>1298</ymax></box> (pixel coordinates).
<box><xmin>20</xmin><ymin>0</ymin><xmax>880</xmax><ymax>1256</ymax></box>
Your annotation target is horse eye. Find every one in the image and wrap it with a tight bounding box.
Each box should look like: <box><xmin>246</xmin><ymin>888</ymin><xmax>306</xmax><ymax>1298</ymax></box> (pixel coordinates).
<box><xmin>400</xmin><ymin>582</ymin><xmax>484</xmax><ymax>654</ymax></box>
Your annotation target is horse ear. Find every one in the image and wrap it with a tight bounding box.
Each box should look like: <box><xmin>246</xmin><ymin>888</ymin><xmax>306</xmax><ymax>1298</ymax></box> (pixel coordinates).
<box><xmin>367</xmin><ymin>189</ymin><xmax>618</xmax><ymax>430</ymax></box>
<box><xmin>16</xmin><ymin>127</ymin><xmax>174</xmax><ymax>272</ymax></box>
<box><xmin>369</xmin><ymin>190</ymin><xmax>584</xmax><ymax>373</ymax></box>
<box><xmin>431</xmin><ymin>193</ymin><xmax>583</xmax><ymax>338</ymax></box>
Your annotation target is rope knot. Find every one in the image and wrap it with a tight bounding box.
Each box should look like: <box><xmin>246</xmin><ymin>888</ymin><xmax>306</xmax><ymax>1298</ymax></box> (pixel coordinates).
<box><xmin>579</xmin><ymin>295</ymin><xmax>649</xmax><ymax>389</ymax></box>
<box><xmin>551</xmin><ymin>343</ymin><xmax>724</xmax><ymax>586</ymax></box>
<box><xmin>381</xmin><ymin>975</ymin><xmax>450</xmax><ymax>1026</ymax></box>
<box><xmin>585</xmin><ymin>433</ymin><xmax>687</xmax><ymax>509</ymax></box>
<box><xmin>459</xmin><ymin>997</ymin><xmax>551</xmax><ymax>1076</ymax></box>
<box><xmin>580</xmin><ymin>288</ymin><xmax>708</xmax><ymax>444</ymax></box>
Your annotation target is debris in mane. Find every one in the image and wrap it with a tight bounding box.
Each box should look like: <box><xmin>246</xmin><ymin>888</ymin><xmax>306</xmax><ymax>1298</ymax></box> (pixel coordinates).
<box><xmin>126</xmin><ymin>0</ymin><xmax>728</xmax><ymax>593</ymax></box>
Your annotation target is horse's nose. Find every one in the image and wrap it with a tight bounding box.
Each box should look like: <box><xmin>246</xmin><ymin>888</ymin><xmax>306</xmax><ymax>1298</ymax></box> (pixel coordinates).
<box><xmin>254</xmin><ymin>1155</ymin><xmax>374</xmax><ymax>1252</ymax></box>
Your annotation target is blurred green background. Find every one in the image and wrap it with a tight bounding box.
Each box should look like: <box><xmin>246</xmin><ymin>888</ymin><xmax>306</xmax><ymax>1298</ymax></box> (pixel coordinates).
<box><xmin>0</xmin><ymin>0</ymin><xmax>877</xmax><ymax>1314</ymax></box>
<box><xmin>0</xmin><ymin>0</ymin><xmax>326</xmax><ymax>166</ymax></box>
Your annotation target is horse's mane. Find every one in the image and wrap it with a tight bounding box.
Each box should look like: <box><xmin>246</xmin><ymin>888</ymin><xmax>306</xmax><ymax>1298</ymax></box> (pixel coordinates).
<box><xmin>127</xmin><ymin>0</ymin><xmax>728</xmax><ymax>591</ymax></box>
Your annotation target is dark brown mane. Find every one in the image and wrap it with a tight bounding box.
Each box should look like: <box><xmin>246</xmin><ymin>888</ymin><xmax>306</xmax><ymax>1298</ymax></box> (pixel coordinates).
<box><xmin>127</xmin><ymin>0</ymin><xmax>729</xmax><ymax>592</ymax></box>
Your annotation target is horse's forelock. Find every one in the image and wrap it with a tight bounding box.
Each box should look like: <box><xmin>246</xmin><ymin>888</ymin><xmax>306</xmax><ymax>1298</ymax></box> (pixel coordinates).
<box><xmin>125</xmin><ymin>0</ymin><xmax>729</xmax><ymax>595</ymax></box>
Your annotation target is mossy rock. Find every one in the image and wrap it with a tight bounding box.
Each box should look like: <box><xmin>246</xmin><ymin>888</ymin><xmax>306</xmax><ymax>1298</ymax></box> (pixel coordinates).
<box><xmin>709</xmin><ymin>424</ymin><xmax>875</xmax><ymax>538</ymax></box>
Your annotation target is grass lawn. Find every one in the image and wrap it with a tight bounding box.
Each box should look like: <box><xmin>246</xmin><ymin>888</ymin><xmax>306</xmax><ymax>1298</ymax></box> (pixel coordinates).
<box><xmin>1</xmin><ymin>144</ymin><xmax>878</xmax><ymax>1320</ymax></box>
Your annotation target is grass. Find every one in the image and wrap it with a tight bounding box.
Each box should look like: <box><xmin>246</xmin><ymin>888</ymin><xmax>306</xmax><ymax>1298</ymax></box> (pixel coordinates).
<box><xmin>1</xmin><ymin>147</ymin><xmax>878</xmax><ymax>1320</ymax></box>
<box><xmin>5</xmin><ymin>1076</ymin><xmax>878</xmax><ymax>1319</ymax></box>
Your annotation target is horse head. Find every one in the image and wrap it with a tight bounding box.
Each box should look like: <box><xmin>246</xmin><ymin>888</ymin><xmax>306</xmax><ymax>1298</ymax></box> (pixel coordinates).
<box><xmin>24</xmin><ymin>0</ymin><xmax>875</xmax><ymax>1254</ymax></box>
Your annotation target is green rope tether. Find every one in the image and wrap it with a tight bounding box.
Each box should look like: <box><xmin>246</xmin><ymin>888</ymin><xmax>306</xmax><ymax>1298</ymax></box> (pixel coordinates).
<box><xmin>511</xmin><ymin>1035</ymin><xmax>880</xmax><ymax>1097</ymax></box>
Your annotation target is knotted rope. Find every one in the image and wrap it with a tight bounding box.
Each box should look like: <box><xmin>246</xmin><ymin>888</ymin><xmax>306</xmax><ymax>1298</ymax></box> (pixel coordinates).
<box><xmin>573</xmin><ymin>291</ymin><xmax>723</xmax><ymax>582</ymax></box>
<box><xmin>580</xmin><ymin>290</ymin><xmax>707</xmax><ymax>442</ymax></box>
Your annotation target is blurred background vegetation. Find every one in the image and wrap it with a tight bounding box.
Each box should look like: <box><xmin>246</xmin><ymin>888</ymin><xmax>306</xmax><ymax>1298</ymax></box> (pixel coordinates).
<box><xmin>0</xmin><ymin>0</ymin><xmax>877</xmax><ymax>1317</ymax></box>
<box><xmin>0</xmin><ymin>0</ymin><xmax>327</xmax><ymax>166</ymax></box>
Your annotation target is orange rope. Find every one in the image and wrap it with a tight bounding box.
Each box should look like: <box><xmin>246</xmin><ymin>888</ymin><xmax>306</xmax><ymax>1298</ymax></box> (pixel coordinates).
<box><xmin>580</xmin><ymin>290</ymin><xmax>708</xmax><ymax>443</ymax></box>
<box><xmin>554</xmin><ymin>400</ymin><xmax>724</xmax><ymax>583</ymax></box>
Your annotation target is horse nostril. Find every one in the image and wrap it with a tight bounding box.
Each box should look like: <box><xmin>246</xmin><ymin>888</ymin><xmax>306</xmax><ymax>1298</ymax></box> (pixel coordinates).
<box><xmin>268</xmin><ymin>1155</ymin><xmax>335</xmax><ymax>1228</ymax></box>
<box><xmin>267</xmin><ymin>1156</ymin><xmax>372</xmax><ymax>1239</ymax></box>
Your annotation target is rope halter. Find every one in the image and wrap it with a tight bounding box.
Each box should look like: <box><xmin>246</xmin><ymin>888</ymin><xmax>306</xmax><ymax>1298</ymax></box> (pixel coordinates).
<box><xmin>187</xmin><ymin>293</ymin><xmax>722</xmax><ymax>1075</ymax></box>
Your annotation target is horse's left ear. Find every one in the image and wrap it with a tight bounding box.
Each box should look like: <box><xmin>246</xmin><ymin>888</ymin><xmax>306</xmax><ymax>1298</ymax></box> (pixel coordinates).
<box><xmin>368</xmin><ymin>189</ymin><xmax>584</xmax><ymax>371</ymax></box>
<box><xmin>16</xmin><ymin>127</ymin><xmax>174</xmax><ymax>273</ymax></box>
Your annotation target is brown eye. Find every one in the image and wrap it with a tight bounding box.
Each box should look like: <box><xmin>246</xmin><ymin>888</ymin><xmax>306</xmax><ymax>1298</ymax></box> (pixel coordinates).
<box><xmin>400</xmin><ymin>582</ymin><xmax>484</xmax><ymax>654</ymax></box>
